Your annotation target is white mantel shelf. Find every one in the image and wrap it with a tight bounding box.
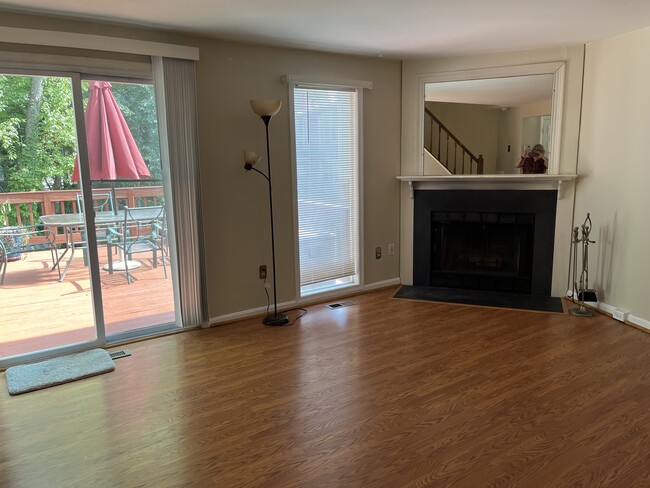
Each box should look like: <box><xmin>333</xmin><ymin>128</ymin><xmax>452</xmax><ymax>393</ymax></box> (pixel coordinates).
<box><xmin>397</xmin><ymin>174</ymin><xmax>577</xmax><ymax>199</ymax></box>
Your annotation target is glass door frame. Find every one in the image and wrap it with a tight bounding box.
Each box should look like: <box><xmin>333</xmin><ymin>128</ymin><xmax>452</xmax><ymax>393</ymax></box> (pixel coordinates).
<box><xmin>78</xmin><ymin>74</ymin><xmax>182</xmax><ymax>344</ymax></box>
<box><xmin>0</xmin><ymin>66</ymin><xmax>182</xmax><ymax>368</ymax></box>
<box><xmin>0</xmin><ymin>67</ymin><xmax>106</xmax><ymax>369</ymax></box>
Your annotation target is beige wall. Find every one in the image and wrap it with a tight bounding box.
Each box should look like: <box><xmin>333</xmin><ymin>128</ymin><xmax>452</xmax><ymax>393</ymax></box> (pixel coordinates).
<box><xmin>194</xmin><ymin>40</ymin><xmax>402</xmax><ymax>318</ymax></box>
<box><xmin>576</xmin><ymin>26</ymin><xmax>650</xmax><ymax>323</ymax></box>
<box><xmin>496</xmin><ymin>99</ymin><xmax>552</xmax><ymax>174</ymax></box>
<box><xmin>0</xmin><ymin>12</ymin><xmax>402</xmax><ymax>320</ymax></box>
<box><xmin>401</xmin><ymin>46</ymin><xmax>585</xmax><ymax>295</ymax></box>
<box><xmin>425</xmin><ymin>101</ymin><xmax>499</xmax><ymax>174</ymax></box>
<box><xmin>0</xmin><ymin>11</ymin><xmax>194</xmax><ymax>46</ymax></box>
<box><xmin>5</xmin><ymin>10</ymin><xmax>649</xmax><ymax>327</ymax></box>
<box><xmin>423</xmin><ymin>151</ymin><xmax>452</xmax><ymax>175</ymax></box>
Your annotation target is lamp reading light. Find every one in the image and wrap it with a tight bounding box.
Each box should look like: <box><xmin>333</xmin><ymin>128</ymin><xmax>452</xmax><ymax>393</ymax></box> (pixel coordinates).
<box><xmin>244</xmin><ymin>150</ymin><xmax>261</xmax><ymax>171</ymax></box>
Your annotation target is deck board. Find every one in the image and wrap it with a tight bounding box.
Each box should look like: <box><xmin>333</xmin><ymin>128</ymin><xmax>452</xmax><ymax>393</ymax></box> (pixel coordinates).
<box><xmin>0</xmin><ymin>248</ymin><xmax>175</xmax><ymax>358</ymax></box>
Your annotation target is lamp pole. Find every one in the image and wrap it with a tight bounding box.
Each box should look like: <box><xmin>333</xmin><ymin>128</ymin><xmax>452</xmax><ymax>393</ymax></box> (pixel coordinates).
<box><xmin>261</xmin><ymin>115</ymin><xmax>286</xmax><ymax>325</ymax></box>
<box><xmin>245</xmin><ymin>99</ymin><xmax>289</xmax><ymax>326</ymax></box>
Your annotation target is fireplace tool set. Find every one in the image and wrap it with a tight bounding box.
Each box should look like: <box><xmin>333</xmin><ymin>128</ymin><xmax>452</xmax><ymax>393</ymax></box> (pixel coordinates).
<box><xmin>569</xmin><ymin>213</ymin><xmax>598</xmax><ymax>317</ymax></box>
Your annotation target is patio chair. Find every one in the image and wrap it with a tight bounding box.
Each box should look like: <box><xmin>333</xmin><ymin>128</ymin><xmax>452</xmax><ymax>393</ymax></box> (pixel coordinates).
<box><xmin>106</xmin><ymin>206</ymin><xmax>167</xmax><ymax>284</ymax></box>
<box><xmin>76</xmin><ymin>192</ymin><xmax>114</xmax><ymax>215</ymax></box>
<box><xmin>0</xmin><ymin>225</ymin><xmax>60</xmax><ymax>285</ymax></box>
<box><xmin>75</xmin><ymin>192</ymin><xmax>115</xmax><ymax>244</ymax></box>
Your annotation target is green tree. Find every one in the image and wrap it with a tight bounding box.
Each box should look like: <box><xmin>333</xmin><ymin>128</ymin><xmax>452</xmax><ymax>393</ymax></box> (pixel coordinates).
<box><xmin>0</xmin><ymin>75</ymin><xmax>30</xmax><ymax>191</ymax></box>
<box><xmin>111</xmin><ymin>83</ymin><xmax>162</xmax><ymax>181</ymax></box>
<box><xmin>0</xmin><ymin>75</ymin><xmax>77</xmax><ymax>193</ymax></box>
<box><xmin>0</xmin><ymin>76</ymin><xmax>162</xmax><ymax>195</ymax></box>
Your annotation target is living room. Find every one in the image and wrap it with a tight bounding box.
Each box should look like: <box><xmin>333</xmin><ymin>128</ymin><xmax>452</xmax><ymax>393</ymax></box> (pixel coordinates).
<box><xmin>1</xmin><ymin>2</ymin><xmax>650</xmax><ymax>486</ymax></box>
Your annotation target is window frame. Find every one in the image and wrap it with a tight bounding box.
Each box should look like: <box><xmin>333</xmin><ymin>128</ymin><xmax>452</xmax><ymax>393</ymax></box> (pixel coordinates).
<box><xmin>287</xmin><ymin>78</ymin><xmax>366</xmax><ymax>298</ymax></box>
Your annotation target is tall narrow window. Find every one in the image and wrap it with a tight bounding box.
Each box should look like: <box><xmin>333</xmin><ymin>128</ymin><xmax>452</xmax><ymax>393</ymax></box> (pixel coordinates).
<box><xmin>292</xmin><ymin>86</ymin><xmax>361</xmax><ymax>296</ymax></box>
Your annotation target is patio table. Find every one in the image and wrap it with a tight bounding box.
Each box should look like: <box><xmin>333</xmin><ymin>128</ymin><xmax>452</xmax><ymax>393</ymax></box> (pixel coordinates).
<box><xmin>40</xmin><ymin>208</ymin><xmax>163</xmax><ymax>281</ymax></box>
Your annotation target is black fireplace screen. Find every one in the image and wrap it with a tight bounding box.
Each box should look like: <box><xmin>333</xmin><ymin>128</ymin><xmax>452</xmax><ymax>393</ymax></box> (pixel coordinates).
<box><xmin>430</xmin><ymin>212</ymin><xmax>535</xmax><ymax>293</ymax></box>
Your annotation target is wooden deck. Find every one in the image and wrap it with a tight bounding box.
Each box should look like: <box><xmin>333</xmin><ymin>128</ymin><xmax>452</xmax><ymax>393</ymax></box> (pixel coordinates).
<box><xmin>2</xmin><ymin>288</ymin><xmax>650</xmax><ymax>486</ymax></box>
<box><xmin>0</xmin><ymin>248</ymin><xmax>175</xmax><ymax>358</ymax></box>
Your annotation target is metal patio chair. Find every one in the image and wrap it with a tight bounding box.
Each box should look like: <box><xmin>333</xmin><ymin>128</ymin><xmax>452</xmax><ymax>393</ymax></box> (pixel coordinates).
<box><xmin>106</xmin><ymin>206</ymin><xmax>167</xmax><ymax>284</ymax></box>
<box><xmin>0</xmin><ymin>225</ymin><xmax>60</xmax><ymax>285</ymax></box>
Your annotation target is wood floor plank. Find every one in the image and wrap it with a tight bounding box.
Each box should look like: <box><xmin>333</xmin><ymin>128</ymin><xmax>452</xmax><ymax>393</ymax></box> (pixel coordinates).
<box><xmin>2</xmin><ymin>287</ymin><xmax>650</xmax><ymax>487</ymax></box>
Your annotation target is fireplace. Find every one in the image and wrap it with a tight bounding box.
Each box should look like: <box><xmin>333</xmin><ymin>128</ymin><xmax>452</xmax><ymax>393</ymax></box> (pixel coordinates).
<box><xmin>431</xmin><ymin>211</ymin><xmax>535</xmax><ymax>293</ymax></box>
<box><xmin>414</xmin><ymin>190</ymin><xmax>557</xmax><ymax>295</ymax></box>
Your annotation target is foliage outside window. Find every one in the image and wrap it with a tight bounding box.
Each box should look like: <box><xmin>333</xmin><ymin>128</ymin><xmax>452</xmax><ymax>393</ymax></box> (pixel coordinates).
<box><xmin>0</xmin><ymin>75</ymin><xmax>161</xmax><ymax>223</ymax></box>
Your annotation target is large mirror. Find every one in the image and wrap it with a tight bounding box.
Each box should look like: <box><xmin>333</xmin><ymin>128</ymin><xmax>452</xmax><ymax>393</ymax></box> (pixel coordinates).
<box><xmin>422</xmin><ymin>71</ymin><xmax>560</xmax><ymax>176</ymax></box>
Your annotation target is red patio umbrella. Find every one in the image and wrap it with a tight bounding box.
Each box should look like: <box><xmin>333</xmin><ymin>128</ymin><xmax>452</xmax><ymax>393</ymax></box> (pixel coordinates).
<box><xmin>72</xmin><ymin>81</ymin><xmax>150</xmax><ymax>184</ymax></box>
<box><xmin>72</xmin><ymin>81</ymin><xmax>152</xmax><ymax>271</ymax></box>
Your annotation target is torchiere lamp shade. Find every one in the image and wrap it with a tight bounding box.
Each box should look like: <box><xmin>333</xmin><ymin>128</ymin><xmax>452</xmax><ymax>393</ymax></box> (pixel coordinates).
<box><xmin>250</xmin><ymin>99</ymin><xmax>282</xmax><ymax>117</ymax></box>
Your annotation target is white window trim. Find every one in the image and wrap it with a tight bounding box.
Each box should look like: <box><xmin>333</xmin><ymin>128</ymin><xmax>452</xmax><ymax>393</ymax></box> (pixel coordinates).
<box><xmin>287</xmin><ymin>76</ymin><xmax>367</xmax><ymax>298</ymax></box>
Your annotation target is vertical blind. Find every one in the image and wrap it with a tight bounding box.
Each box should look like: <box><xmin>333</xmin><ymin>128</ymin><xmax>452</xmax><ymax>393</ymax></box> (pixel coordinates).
<box><xmin>153</xmin><ymin>57</ymin><xmax>207</xmax><ymax>327</ymax></box>
<box><xmin>293</xmin><ymin>86</ymin><xmax>359</xmax><ymax>287</ymax></box>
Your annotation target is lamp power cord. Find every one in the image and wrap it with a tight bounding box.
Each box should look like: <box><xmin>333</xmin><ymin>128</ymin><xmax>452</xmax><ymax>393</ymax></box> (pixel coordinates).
<box><xmin>261</xmin><ymin>277</ymin><xmax>307</xmax><ymax>325</ymax></box>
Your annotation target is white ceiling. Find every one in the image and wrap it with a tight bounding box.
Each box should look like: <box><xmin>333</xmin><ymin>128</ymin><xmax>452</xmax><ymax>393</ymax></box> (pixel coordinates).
<box><xmin>425</xmin><ymin>74</ymin><xmax>554</xmax><ymax>107</ymax></box>
<box><xmin>1</xmin><ymin>0</ymin><xmax>650</xmax><ymax>57</ymax></box>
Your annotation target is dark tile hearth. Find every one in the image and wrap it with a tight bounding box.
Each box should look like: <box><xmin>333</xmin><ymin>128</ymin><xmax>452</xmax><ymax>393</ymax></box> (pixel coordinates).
<box><xmin>394</xmin><ymin>285</ymin><xmax>564</xmax><ymax>313</ymax></box>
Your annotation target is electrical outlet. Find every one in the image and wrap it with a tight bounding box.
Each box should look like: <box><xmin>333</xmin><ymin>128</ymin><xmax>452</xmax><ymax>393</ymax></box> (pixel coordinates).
<box><xmin>613</xmin><ymin>309</ymin><xmax>628</xmax><ymax>322</ymax></box>
<box><xmin>388</xmin><ymin>243</ymin><xmax>395</xmax><ymax>255</ymax></box>
<box><xmin>375</xmin><ymin>247</ymin><xmax>382</xmax><ymax>259</ymax></box>
<box><xmin>259</xmin><ymin>265</ymin><xmax>267</xmax><ymax>280</ymax></box>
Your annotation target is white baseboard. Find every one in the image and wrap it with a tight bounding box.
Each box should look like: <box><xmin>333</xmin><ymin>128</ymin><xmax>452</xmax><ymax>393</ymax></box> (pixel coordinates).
<box><xmin>361</xmin><ymin>277</ymin><xmax>402</xmax><ymax>292</ymax></box>
<box><xmin>590</xmin><ymin>301</ymin><xmax>650</xmax><ymax>331</ymax></box>
<box><xmin>208</xmin><ymin>277</ymin><xmax>401</xmax><ymax>326</ymax></box>
<box><xmin>210</xmin><ymin>282</ymin><xmax>650</xmax><ymax>332</ymax></box>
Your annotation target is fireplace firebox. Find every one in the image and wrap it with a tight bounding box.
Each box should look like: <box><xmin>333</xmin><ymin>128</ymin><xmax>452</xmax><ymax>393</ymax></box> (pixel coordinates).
<box><xmin>414</xmin><ymin>190</ymin><xmax>557</xmax><ymax>295</ymax></box>
<box><xmin>430</xmin><ymin>212</ymin><xmax>535</xmax><ymax>293</ymax></box>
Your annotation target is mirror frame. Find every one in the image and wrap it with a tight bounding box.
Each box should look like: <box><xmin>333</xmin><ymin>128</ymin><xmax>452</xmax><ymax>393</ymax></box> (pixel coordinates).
<box><xmin>416</xmin><ymin>61</ymin><xmax>565</xmax><ymax>175</ymax></box>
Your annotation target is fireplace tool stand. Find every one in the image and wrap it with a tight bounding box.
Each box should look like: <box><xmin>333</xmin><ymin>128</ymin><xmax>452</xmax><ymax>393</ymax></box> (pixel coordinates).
<box><xmin>569</xmin><ymin>213</ymin><xmax>597</xmax><ymax>317</ymax></box>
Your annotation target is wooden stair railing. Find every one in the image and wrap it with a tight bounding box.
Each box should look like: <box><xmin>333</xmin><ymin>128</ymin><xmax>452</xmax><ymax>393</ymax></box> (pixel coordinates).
<box><xmin>424</xmin><ymin>107</ymin><xmax>484</xmax><ymax>175</ymax></box>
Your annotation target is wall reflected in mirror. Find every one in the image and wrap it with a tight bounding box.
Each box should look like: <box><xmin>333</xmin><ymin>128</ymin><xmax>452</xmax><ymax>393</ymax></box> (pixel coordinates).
<box><xmin>424</xmin><ymin>74</ymin><xmax>553</xmax><ymax>175</ymax></box>
<box><xmin>522</xmin><ymin>114</ymin><xmax>551</xmax><ymax>154</ymax></box>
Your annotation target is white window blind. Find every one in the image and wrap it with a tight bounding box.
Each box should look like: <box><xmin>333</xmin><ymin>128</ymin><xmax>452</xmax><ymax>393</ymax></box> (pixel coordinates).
<box><xmin>293</xmin><ymin>86</ymin><xmax>359</xmax><ymax>288</ymax></box>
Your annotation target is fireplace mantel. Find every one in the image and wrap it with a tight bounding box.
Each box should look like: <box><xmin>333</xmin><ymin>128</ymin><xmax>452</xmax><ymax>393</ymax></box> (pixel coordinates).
<box><xmin>397</xmin><ymin>174</ymin><xmax>577</xmax><ymax>199</ymax></box>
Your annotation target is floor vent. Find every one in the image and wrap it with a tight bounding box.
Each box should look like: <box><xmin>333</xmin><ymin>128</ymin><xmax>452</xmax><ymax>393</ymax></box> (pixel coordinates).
<box><xmin>327</xmin><ymin>300</ymin><xmax>357</xmax><ymax>310</ymax></box>
<box><xmin>109</xmin><ymin>349</ymin><xmax>132</xmax><ymax>360</ymax></box>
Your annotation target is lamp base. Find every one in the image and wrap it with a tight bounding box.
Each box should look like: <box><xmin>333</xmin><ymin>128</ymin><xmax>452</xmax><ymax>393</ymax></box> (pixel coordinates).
<box><xmin>263</xmin><ymin>313</ymin><xmax>290</xmax><ymax>326</ymax></box>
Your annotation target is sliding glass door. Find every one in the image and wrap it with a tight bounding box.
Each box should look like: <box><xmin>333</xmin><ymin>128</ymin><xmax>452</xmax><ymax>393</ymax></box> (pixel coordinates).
<box><xmin>0</xmin><ymin>68</ymin><xmax>180</xmax><ymax>367</ymax></box>
<box><xmin>0</xmin><ymin>71</ymin><xmax>100</xmax><ymax>362</ymax></box>
<box><xmin>80</xmin><ymin>78</ymin><xmax>178</xmax><ymax>340</ymax></box>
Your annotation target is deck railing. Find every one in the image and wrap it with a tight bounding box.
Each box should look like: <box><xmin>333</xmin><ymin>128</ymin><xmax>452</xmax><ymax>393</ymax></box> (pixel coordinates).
<box><xmin>0</xmin><ymin>186</ymin><xmax>164</xmax><ymax>243</ymax></box>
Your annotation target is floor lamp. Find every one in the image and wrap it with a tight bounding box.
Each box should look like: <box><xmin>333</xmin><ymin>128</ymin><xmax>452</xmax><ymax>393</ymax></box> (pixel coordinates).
<box><xmin>244</xmin><ymin>99</ymin><xmax>289</xmax><ymax>326</ymax></box>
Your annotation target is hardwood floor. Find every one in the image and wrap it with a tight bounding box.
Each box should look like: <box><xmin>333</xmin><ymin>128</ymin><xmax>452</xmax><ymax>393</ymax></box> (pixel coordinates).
<box><xmin>2</xmin><ymin>287</ymin><xmax>650</xmax><ymax>487</ymax></box>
